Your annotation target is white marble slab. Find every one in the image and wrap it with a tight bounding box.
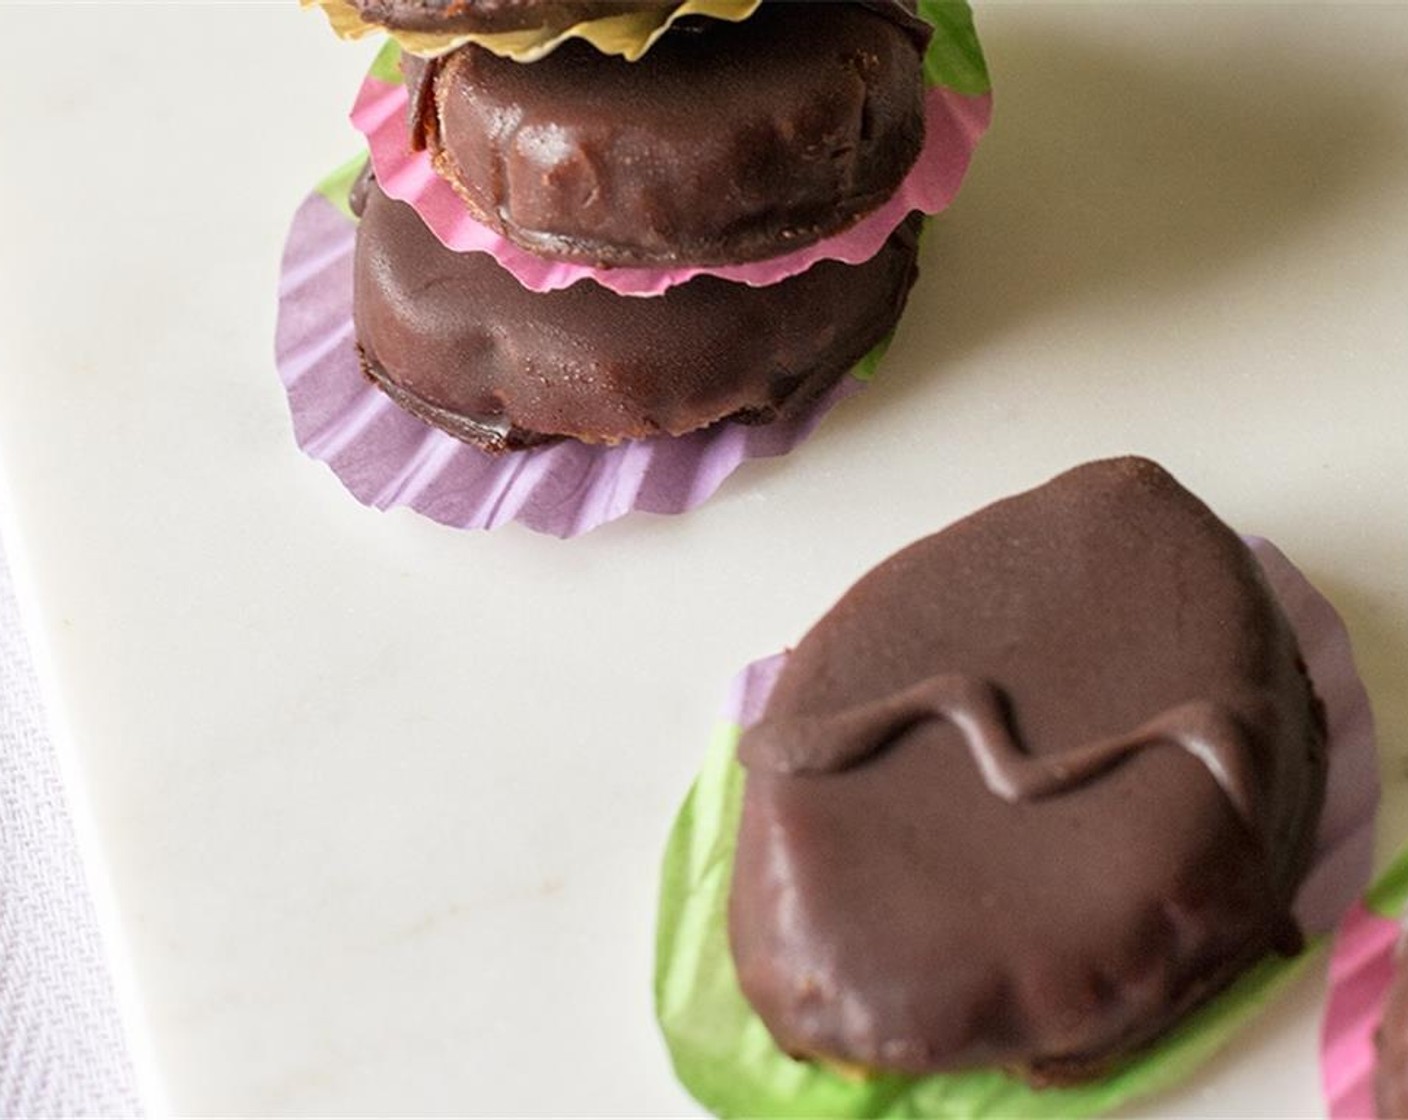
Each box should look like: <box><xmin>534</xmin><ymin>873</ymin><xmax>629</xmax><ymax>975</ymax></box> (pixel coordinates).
<box><xmin>0</xmin><ymin>3</ymin><xmax>1405</xmax><ymax>1114</ymax></box>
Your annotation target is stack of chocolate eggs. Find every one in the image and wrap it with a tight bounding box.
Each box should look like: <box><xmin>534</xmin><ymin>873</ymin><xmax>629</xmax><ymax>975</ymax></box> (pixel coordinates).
<box><xmin>309</xmin><ymin>0</ymin><xmax>980</xmax><ymax>453</ymax></box>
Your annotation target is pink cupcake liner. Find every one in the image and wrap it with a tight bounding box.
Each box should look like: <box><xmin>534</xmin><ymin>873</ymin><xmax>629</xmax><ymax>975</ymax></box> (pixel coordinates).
<box><xmin>1320</xmin><ymin>809</ymin><xmax>1402</xmax><ymax>1115</ymax></box>
<box><xmin>1322</xmin><ymin>902</ymin><xmax>1398</xmax><ymax>1118</ymax></box>
<box><xmin>352</xmin><ymin>71</ymin><xmax>991</xmax><ymax>297</ymax></box>
<box><xmin>274</xmin><ymin>189</ymin><xmax>879</xmax><ymax>537</ymax></box>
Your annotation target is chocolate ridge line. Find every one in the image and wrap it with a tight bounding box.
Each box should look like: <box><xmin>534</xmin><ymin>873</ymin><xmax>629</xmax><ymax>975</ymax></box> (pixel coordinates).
<box><xmin>358</xmin><ymin>346</ymin><xmax>550</xmax><ymax>453</ymax></box>
<box><xmin>737</xmin><ymin>673</ymin><xmax>1264</xmax><ymax>831</ymax></box>
<box><xmin>357</xmin><ymin>339</ymin><xmax>867</xmax><ymax>454</ymax></box>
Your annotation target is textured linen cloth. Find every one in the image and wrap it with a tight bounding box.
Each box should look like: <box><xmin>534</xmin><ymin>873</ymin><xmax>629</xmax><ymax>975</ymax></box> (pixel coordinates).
<box><xmin>0</xmin><ymin>530</ymin><xmax>146</xmax><ymax>1117</ymax></box>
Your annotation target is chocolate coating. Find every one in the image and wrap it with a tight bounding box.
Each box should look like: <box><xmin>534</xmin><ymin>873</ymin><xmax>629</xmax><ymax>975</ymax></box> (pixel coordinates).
<box><xmin>408</xmin><ymin>1</ymin><xmax>928</xmax><ymax>266</ymax></box>
<box><xmin>352</xmin><ymin>0</ymin><xmax>650</xmax><ymax>34</ymax></box>
<box><xmin>1377</xmin><ymin>950</ymin><xmax>1408</xmax><ymax>1116</ymax></box>
<box><xmin>351</xmin><ymin>177</ymin><xmax>921</xmax><ymax>449</ymax></box>
<box><xmin>359</xmin><ymin>0</ymin><xmax>931</xmax><ymax>44</ymax></box>
<box><xmin>729</xmin><ymin>457</ymin><xmax>1327</xmax><ymax>1083</ymax></box>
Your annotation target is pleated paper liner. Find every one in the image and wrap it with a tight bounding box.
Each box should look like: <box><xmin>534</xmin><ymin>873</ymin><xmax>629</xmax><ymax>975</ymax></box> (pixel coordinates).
<box><xmin>351</xmin><ymin>0</ymin><xmax>992</xmax><ymax>298</ymax></box>
<box><xmin>656</xmin><ymin>537</ymin><xmax>1378</xmax><ymax>1118</ymax></box>
<box><xmin>275</xmin><ymin>159</ymin><xmax>913</xmax><ymax>537</ymax></box>
<box><xmin>306</xmin><ymin>0</ymin><xmax>760</xmax><ymax>63</ymax></box>
<box><xmin>1320</xmin><ymin>848</ymin><xmax>1408</xmax><ymax>1117</ymax></box>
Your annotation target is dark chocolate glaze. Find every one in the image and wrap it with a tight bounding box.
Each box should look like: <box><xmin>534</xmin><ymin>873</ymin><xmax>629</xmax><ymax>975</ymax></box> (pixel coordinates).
<box><xmin>352</xmin><ymin>0</ymin><xmax>650</xmax><ymax>35</ymax></box>
<box><xmin>352</xmin><ymin>177</ymin><xmax>921</xmax><ymax>449</ymax></box>
<box><xmin>356</xmin><ymin>0</ymin><xmax>931</xmax><ymax>42</ymax></box>
<box><xmin>729</xmin><ymin>457</ymin><xmax>1327</xmax><ymax>1083</ymax></box>
<box><xmin>1377</xmin><ymin>952</ymin><xmax>1408</xmax><ymax>1117</ymax></box>
<box><xmin>408</xmin><ymin>1</ymin><xmax>928</xmax><ymax>267</ymax></box>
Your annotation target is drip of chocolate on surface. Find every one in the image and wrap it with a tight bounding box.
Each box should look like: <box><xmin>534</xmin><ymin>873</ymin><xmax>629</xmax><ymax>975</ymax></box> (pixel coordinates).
<box><xmin>740</xmin><ymin>675</ymin><xmax>1264</xmax><ymax>831</ymax></box>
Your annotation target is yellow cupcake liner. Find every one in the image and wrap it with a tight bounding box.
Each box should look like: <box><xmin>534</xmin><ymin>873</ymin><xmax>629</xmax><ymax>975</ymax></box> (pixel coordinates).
<box><xmin>304</xmin><ymin>0</ymin><xmax>759</xmax><ymax>61</ymax></box>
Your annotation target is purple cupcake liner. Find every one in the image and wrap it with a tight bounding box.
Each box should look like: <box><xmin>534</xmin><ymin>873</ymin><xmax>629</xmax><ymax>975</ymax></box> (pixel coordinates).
<box><xmin>274</xmin><ymin>188</ymin><xmax>878</xmax><ymax>538</ymax></box>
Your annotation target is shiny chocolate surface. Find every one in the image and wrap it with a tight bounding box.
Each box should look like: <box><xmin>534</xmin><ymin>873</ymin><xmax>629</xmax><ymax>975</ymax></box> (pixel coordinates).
<box><xmin>408</xmin><ymin>2</ymin><xmax>927</xmax><ymax>266</ymax></box>
<box><xmin>352</xmin><ymin>177</ymin><xmax>921</xmax><ymax>448</ymax></box>
<box><xmin>730</xmin><ymin>458</ymin><xmax>1328</xmax><ymax>1083</ymax></box>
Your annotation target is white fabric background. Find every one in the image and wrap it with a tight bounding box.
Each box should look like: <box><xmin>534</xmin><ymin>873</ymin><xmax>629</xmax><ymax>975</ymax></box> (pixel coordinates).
<box><xmin>0</xmin><ymin>529</ymin><xmax>145</xmax><ymax>1118</ymax></box>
